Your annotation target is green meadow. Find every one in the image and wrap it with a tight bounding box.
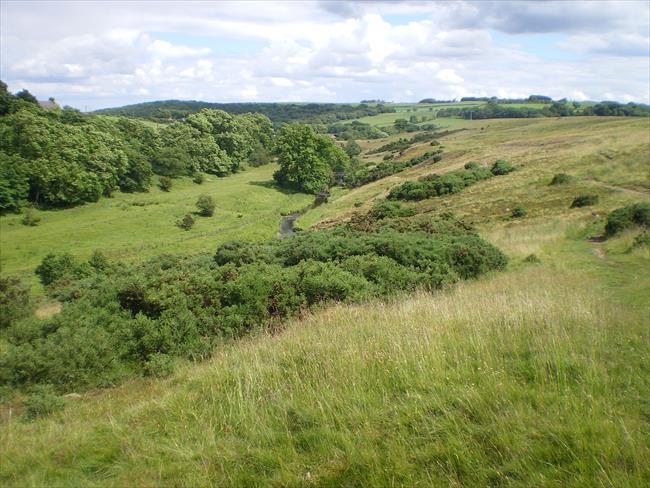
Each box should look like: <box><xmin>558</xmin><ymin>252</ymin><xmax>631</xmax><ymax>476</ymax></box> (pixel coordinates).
<box><xmin>0</xmin><ymin>164</ymin><xmax>312</xmax><ymax>282</ymax></box>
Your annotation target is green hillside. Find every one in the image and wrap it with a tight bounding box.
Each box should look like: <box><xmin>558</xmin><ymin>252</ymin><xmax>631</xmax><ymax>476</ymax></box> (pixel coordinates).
<box><xmin>1</xmin><ymin>116</ymin><xmax>649</xmax><ymax>486</ymax></box>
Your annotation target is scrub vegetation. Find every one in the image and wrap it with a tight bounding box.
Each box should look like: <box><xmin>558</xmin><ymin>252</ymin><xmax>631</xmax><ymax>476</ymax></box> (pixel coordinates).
<box><xmin>0</xmin><ymin>94</ymin><xmax>648</xmax><ymax>486</ymax></box>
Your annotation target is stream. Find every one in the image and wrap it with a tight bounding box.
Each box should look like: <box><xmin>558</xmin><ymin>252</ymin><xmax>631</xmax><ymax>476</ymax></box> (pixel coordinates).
<box><xmin>279</xmin><ymin>212</ymin><xmax>301</xmax><ymax>237</ymax></box>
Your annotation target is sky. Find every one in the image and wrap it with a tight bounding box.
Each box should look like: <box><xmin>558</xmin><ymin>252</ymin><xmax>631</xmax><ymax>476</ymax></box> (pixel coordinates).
<box><xmin>1</xmin><ymin>0</ymin><xmax>649</xmax><ymax>110</ymax></box>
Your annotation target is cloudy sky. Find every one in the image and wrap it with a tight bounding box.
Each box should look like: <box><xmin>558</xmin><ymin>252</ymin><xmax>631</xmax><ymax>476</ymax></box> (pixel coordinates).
<box><xmin>1</xmin><ymin>0</ymin><xmax>649</xmax><ymax>110</ymax></box>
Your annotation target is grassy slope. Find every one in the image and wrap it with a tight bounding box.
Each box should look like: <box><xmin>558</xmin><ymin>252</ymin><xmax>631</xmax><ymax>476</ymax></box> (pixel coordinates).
<box><xmin>1</xmin><ymin>117</ymin><xmax>648</xmax><ymax>486</ymax></box>
<box><xmin>0</xmin><ymin>165</ymin><xmax>312</xmax><ymax>283</ymax></box>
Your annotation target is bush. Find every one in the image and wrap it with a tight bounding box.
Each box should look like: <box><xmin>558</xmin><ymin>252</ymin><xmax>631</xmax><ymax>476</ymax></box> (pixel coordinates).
<box><xmin>464</xmin><ymin>162</ymin><xmax>481</xmax><ymax>170</ymax></box>
<box><xmin>511</xmin><ymin>205</ymin><xmax>528</xmax><ymax>218</ymax></box>
<box><xmin>21</xmin><ymin>207</ymin><xmax>41</xmax><ymax>226</ymax></box>
<box><xmin>158</xmin><ymin>176</ymin><xmax>173</xmax><ymax>192</ymax></box>
<box><xmin>0</xmin><ymin>276</ymin><xmax>32</xmax><ymax>328</ymax></box>
<box><xmin>176</xmin><ymin>213</ymin><xmax>195</xmax><ymax>230</ymax></box>
<box><xmin>35</xmin><ymin>253</ymin><xmax>79</xmax><ymax>286</ymax></box>
<box><xmin>491</xmin><ymin>160</ymin><xmax>515</xmax><ymax>176</ymax></box>
<box><xmin>570</xmin><ymin>195</ymin><xmax>598</xmax><ymax>208</ymax></box>
<box><xmin>388</xmin><ymin>166</ymin><xmax>492</xmax><ymax>201</ymax></box>
<box><xmin>524</xmin><ymin>254</ymin><xmax>541</xmax><ymax>264</ymax></box>
<box><xmin>632</xmin><ymin>231</ymin><xmax>650</xmax><ymax>249</ymax></box>
<box><xmin>192</xmin><ymin>173</ymin><xmax>205</xmax><ymax>184</ymax></box>
<box><xmin>550</xmin><ymin>173</ymin><xmax>573</xmax><ymax>185</ymax></box>
<box><xmin>23</xmin><ymin>385</ymin><xmax>66</xmax><ymax>420</ymax></box>
<box><xmin>196</xmin><ymin>194</ymin><xmax>215</xmax><ymax>217</ymax></box>
<box><xmin>605</xmin><ymin>202</ymin><xmax>650</xmax><ymax>236</ymax></box>
<box><xmin>144</xmin><ymin>353</ymin><xmax>175</xmax><ymax>378</ymax></box>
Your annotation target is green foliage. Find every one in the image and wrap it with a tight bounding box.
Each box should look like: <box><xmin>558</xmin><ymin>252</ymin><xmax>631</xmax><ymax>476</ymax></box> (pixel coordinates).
<box><xmin>347</xmin><ymin>149</ymin><xmax>442</xmax><ymax>188</ymax></box>
<box><xmin>632</xmin><ymin>231</ymin><xmax>650</xmax><ymax>249</ymax></box>
<box><xmin>605</xmin><ymin>202</ymin><xmax>650</xmax><ymax>236</ymax></box>
<box><xmin>0</xmin><ymin>276</ymin><xmax>32</xmax><ymax>328</ymax></box>
<box><xmin>328</xmin><ymin>121</ymin><xmax>387</xmax><ymax>140</ymax></box>
<box><xmin>491</xmin><ymin>160</ymin><xmax>515</xmax><ymax>176</ymax></box>
<box><xmin>464</xmin><ymin>161</ymin><xmax>481</xmax><ymax>170</ymax></box>
<box><xmin>158</xmin><ymin>176</ymin><xmax>172</xmax><ymax>192</ymax></box>
<box><xmin>192</xmin><ymin>173</ymin><xmax>205</xmax><ymax>184</ymax></box>
<box><xmin>344</xmin><ymin>139</ymin><xmax>362</xmax><ymax>157</ymax></box>
<box><xmin>511</xmin><ymin>205</ymin><xmax>528</xmax><ymax>218</ymax></box>
<box><xmin>34</xmin><ymin>253</ymin><xmax>80</xmax><ymax>286</ymax></box>
<box><xmin>0</xmin><ymin>151</ymin><xmax>29</xmax><ymax>212</ymax></box>
<box><xmin>176</xmin><ymin>213</ymin><xmax>195</xmax><ymax>230</ymax></box>
<box><xmin>0</xmin><ymin>217</ymin><xmax>506</xmax><ymax>391</ymax></box>
<box><xmin>144</xmin><ymin>353</ymin><xmax>175</xmax><ymax>378</ymax></box>
<box><xmin>570</xmin><ymin>194</ymin><xmax>599</xmax><ymax>208</ymax></box>
<box><xmin>21</xmin><ymin>207</ymin><xmax>41</xmax><ymax>226</ymax></box>
<box><xmin>550</xmin><ymin>173</ymin><xmax>573</xmax><ymax>185</ymax></box>
<box><xmin>388</xmin><ymin>166</ymin><xmax>493</xmax><ymax>201</ymax></box>
<box><xmin>22</xmin><ymin>385</ymin><xmax>66</xmax><ymax>420</ymax></box>
<box><xmin>368</xmin><ymin>201</ymin><xmax>416</xmax><ymax>220</ymax></box>
<box><xmin>273</xmin><ymin>124</ymin><xmax>349</xmax><ymax>193</ymax></box>
<box><xmin>524</xmin><ymin>253</ymin><xmax>541</xmax><ymax>263</ymax></box>
<box><xmin>196</xmin><ymin>194</ymin><xmax>215</xmax><ymax>217</ymax></box>
<box><xmin>96</xmin><ymin>100</ymin><xmax>396</xmax><ymax>125</ymax></box>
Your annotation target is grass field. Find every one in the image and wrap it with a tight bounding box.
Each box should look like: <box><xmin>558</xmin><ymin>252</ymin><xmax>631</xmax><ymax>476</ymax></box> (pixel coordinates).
<box><xmin>1</xmin><ymin>171</ymin><xmax>648</xmax><ymax>487</ymax></box>
<box><xmin>1</xmin><ymin>116</ymin><xmax>648</xmax><ymax>486</ymax></box>
<box><xmin>0</xmin><ymin>165</ymin><xmax>312</xmax><ymax>286</ymax></box>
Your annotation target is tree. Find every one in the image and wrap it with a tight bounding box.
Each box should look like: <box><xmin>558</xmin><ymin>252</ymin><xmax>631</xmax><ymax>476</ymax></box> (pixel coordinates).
<box><xmin>0</xmin><ymin>276</ymin><xmax>32</xmax><ymax>328</ymax></box>
<box><xmin>273</xmin><ymin>125</ymin><xmax>349</xmax><ymax>194</ymax></box>
<box><xmin>345</xmin><ymin>139</ymin><xmax>362</xmax><ymax>157</ymax></box>
<box><xmin>0</xmin><ymin>151</ymin><xmax>29</xmax><ymax>212</ymax></box>
<box><xmin>196</xmin><ymin>194</ymin><xmax>215</xmax><ymax>217</ymax></box>
<box><xmin>176</xmin><ymin>213</ymin><xmax>195</xmax><ymax>230</ymax></box>
<box><xmin>15</xmin><ymin>89</ymin><xmax>38</xmax><ymax>105</ymax></box>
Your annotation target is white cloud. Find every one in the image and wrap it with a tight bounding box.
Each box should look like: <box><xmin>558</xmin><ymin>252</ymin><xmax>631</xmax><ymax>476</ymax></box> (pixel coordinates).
<box><xmin>0</xmin><ymin>1</ymin><xmax>648</xmax><ymax>108</ymax></box>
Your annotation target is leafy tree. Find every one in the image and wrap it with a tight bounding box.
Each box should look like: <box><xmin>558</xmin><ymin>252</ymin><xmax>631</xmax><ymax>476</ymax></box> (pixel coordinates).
<box><xmin>0</xmin><ymin>151</ymin><xmax>29</xmax><ymax>212</ymax></box>
<box><xmin>196</xmin><ymin>194</ymin><xmax>216</xmax><ymax>217</ymax></box>
<box><xmin>345</xmin><ymin>139</ymin><xmax>362</xmax><ymax>157</ymax></box>
<box><xmin>35</xmin><ymin>253</ymin><xmax>79</xmax><ymax>286</ymax></box>
<box><xmin>273</xmin><ymin>125</ymin><xmax>349</xmax><ymax>193</ymax></box>
<box><xmin>15</xmin><ymin>89</ymin><xmax>38</xmax><ymax>105</ymax></box>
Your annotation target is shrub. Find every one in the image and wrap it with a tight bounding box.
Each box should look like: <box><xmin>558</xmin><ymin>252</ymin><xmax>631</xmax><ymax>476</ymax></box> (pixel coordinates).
<box><xmin>176</xmin><ymin>213</ymin><xmax>195</xmax><ymax>230</ymax></box>
<box><xmin>35</xmin><ymin>253</ymin><xmax>79</xmax><ymax>286</ymax></box>
<box><xmin>570</xmin><ymin>194</ymin><xmax>598</xmax><ymax>208</ymax></box>
<box><xmin>0</xmin><ymin>276</ymin><xmax>32</xmax><ymax>328</ymax></box>
<box><xmin>491</xmin><ymin>160</ymin><xmax>515</xmax><ymax>175</ymax></box>
<box><xmin>21</xmin><ymin>207</ymin><xmax>41</xmax><ymax>226</ymax></box>
<box><xmin>158</xmin><ymin>176</ymin><xmax>173</xmax><ymax>192</ymax></box>
<box><xmin>88</xmin><ymin>250</ymin><xmax>110</xmax><ymax>272</ymax></box>
<box><xmin>632</xmin><ymin>231</ymin><xmax>650</xmax><ymax>249</ymax></box>
<box><xmin>144</xmin><ymin>353</ymin><xmax>175</xmax><ymax>378</ymax></box>
<box><xmin>23</xmin><ymin>385</ymin><xmax>66</xmax><ymax>420</ymax></box>
<box><xmin>192</xmin><ymin>173</ymin><xmax>205</xmax><ymax>184</ymax></box>
<box><xmin>511</xmin><ymin>205</ymin><xmax>528</xmax><ymax>218</ymax></box>
<box><xmin>464</xmin><ymin>162</ymin><xmax>481</xmax><ymax>170</ymax></box>
<box><xmin>368</xmin><ymin>201</ymin><xmax>416</xmax><ymax>220</ymax></box>
<box><xmin>550</xmin><ymin>173</ymin><xmax>573</xmax><ymax>185</ymax></box>
<box><xmin>196</xmin><ymin>194</ymin><xmax>215</xmax><ymax>217</ymax></box>
<box><xmin>605</xmin><ymin>202</ymin><xmax>650</xmax><ymax>236</ymax></box>
<box><xmin>524</xmin><ymin>254</ymin><xmax>541</xmax><ymax>264</ymax></box>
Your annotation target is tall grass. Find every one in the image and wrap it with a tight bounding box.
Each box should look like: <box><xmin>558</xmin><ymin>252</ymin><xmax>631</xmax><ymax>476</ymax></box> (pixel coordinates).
<box><xmin>1</xmin><ymin>258</ymin><xmax>647</xmax><ymax>486</ymax></box>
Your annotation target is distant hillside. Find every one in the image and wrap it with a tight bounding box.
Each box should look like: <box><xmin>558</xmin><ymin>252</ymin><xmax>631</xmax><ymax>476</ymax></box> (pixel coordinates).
<box><xmin>95</xmin><ymin>100</ymin><xmax>396</xmax><ymax>125</ymax></box>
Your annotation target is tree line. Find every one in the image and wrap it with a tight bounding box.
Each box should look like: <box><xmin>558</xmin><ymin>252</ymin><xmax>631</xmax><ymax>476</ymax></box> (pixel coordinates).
<box><xmin>0</xmin><ymin>81</ymin><xmax>274</xmax><ymax>211</ymax></box>
<box><xmin>436</xmin><ymin>100</ymin><xmax>650</xmax><ymax>119</ymax></box>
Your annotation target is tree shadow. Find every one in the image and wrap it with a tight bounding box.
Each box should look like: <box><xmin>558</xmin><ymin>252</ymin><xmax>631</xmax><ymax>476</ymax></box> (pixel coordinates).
<box><xmin>248</xmin><ymin>180</ymin><xmax>303</xmax><ymax>195</ymax></box>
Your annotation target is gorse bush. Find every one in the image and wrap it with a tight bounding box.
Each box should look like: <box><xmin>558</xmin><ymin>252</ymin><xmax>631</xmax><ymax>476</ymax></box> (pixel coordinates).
<box><xmin>511</xmin><ymin>205</ymin><xmax>528</xmax><ymax>218</ymax></box>
<box><xmin>605</xmin><ymin>202</ymin><xmax>650</xmax><ymax>236</ymax></box>
<box><xmin>550</xmin><ymin>173</ymin><xmax>573</xmax><ymax>185</ymax></box>
<box><xmin>346</xmin><ymin>149</ymin><xmax>442</xmax><ymax>188</ymax></box>
<box><xmin>388</xmin><ymin>166</ymin><xmax>493</xmax><ymax>201</ymax></box>
<box><xmin>490</xmin><ymin>160</ymin><xmax>515</xmax><ymax>176</ymax></box>
<box><xmin>0</xmin><ymin>276</ymin><xmax>32</xmax><ymax>328</ymax></box>
<box><xmin>0</xmin><ymin>215</ymin><xmax>506</xmax><ymax>392</ymax></box>
<box><xmin>570</xmin><ymin>194</ymin><xmax>598</xmax><ymax>208</ymax></box>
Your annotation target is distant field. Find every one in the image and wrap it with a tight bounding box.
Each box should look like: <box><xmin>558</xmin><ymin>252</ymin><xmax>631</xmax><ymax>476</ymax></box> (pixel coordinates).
<box><xmin>0</xmin><ymin>165</ymin><xmax>312</xmax><ymax>284</ymax></box>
